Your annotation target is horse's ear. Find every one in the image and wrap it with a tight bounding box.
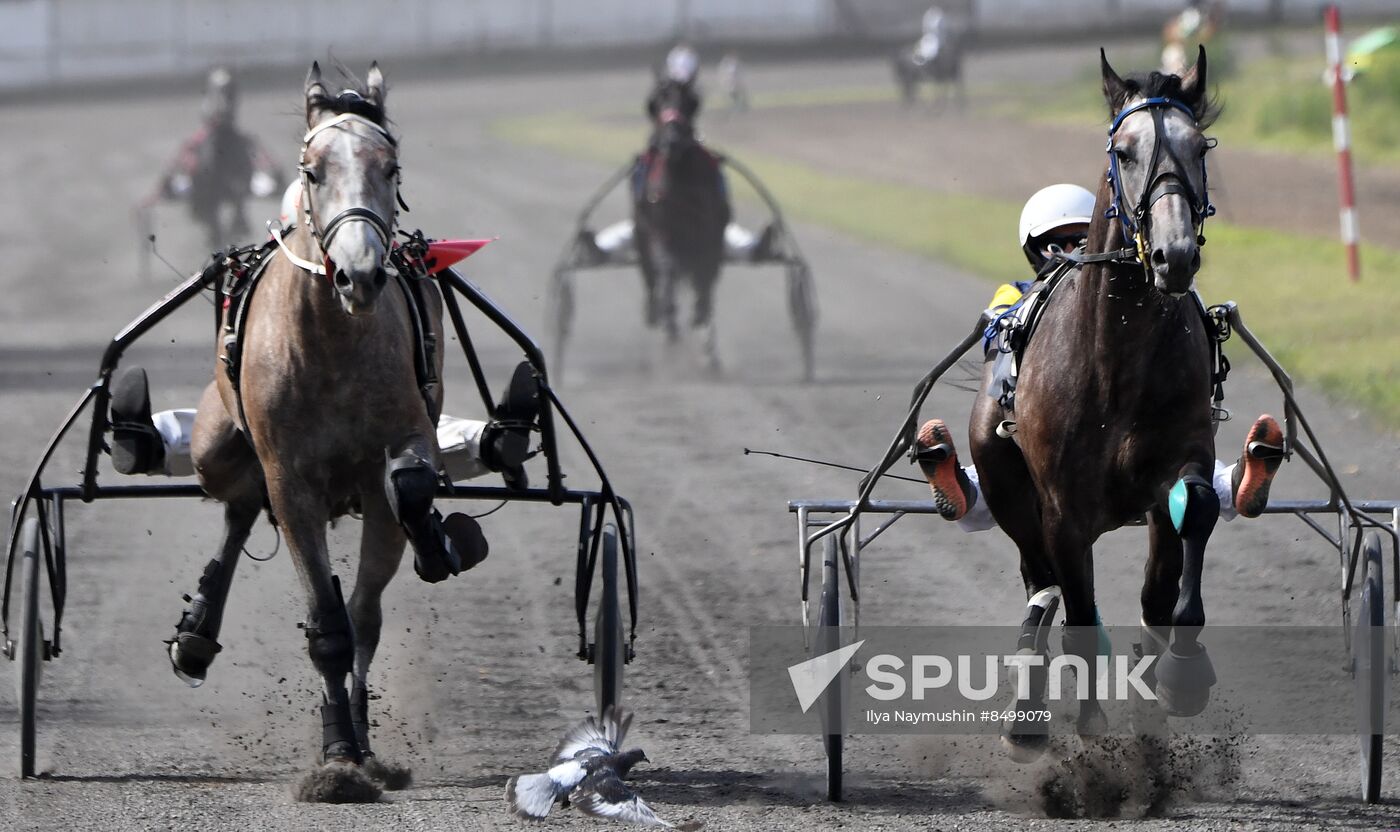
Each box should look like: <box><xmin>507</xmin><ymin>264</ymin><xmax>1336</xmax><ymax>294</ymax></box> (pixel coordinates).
<box><xmin>366</xmin><ymin>61</ymin><xmax>387</xmax><ymax>110</ymax></box>
<box><xmin>1179</xmin><ymin>45</ymin><xmax>1208</xmax><ymax>113</ymax></box>
<box><xmin>1100</xmin><ymin>48</ymin><xmax>1130</xmax><ymax>114</ymax></box>
<box><xmin>305</xmin><ymin>61</ymin><xmax>328</xmax><ymax>127</ymax></box>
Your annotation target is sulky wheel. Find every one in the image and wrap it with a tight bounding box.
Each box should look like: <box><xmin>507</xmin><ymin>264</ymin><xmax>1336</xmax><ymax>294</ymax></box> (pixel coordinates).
<box><xmin>592</xmin><ymin>524</ymin><xmax>626</xmax><ymax>717</ymax></box>
<box><xmin>786</xmin><ymin>261</ymin><xmax>817</xmax><ymax>383</ymax></box>
<box><xmin>814</xmin><ymin>535</ymin><xmax>845</xmax><ymax>801</ymax></box>
<box><xmin>12</xmin><ymin>518</ymin><xmax>44</xmax><ymax>778</ymax></box>
<box><xmin>547</xmin><ymin>266</ymin><xmax>575</xmax><ymax>385</ymax></box>
<box><xmin>1354</xmin><ymin>531</ymin><xmax>1387</xmax><ymax>803</ymax></box>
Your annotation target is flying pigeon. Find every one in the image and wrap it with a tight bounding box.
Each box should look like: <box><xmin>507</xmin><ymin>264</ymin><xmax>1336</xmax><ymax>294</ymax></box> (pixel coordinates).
<box><xmin>506</xmin><ymin>707</ymin><xmax>698</xmax><ymax>829</ymax></box>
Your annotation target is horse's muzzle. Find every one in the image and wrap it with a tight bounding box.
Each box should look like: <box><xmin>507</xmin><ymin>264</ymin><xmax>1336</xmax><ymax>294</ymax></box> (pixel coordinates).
<box><xmin>333</xmin><ymin>265</ymin><xmax>388</xmax><ymax>316</ymax></box>
<box><xmin>1151</xmin><ymin>238</ymin><xmax>1201</xmax><ymax>298</ymax></box>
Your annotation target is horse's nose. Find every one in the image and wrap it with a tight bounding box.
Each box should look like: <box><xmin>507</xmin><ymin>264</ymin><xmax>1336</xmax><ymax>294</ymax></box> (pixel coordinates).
<box><xmin>332</xmin><ymin>265</ymin><xmax>388</xmax><ymax>315</ymax></box>
<box><xmin>1150</xmin><ymin>238</ymin><xmax>1201</xmax><ymax>293</ymax></box>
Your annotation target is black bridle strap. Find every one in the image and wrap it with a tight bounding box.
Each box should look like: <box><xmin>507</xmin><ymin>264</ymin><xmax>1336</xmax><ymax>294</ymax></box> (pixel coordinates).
<box><xmin>320</xmin><ymin>206</ymin><xmax>392</xmax><ymax>250</ymax></box>
<box><xmin>296</xmin><ymin>112</ymin><xmax>400</xmax><ymax>276</ymax></box>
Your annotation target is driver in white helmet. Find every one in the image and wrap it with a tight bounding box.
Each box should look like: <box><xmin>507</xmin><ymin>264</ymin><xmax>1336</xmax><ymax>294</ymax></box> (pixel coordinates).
<box><xmin>913</xmin><ymin>184</ymin><xmax>1284</xmax><ymax>532</ymax></box>
<box><xmin>914</xmin><ymin>6</ymin><xmax>946</xmax><ymax>66</ymax></box>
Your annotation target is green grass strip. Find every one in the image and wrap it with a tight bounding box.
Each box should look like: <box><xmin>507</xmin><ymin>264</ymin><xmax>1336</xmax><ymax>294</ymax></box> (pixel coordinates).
<box><xmin>493</xmin><ymin>112</ymin><xmax>1400</xmax><ymax>428</ymax></box>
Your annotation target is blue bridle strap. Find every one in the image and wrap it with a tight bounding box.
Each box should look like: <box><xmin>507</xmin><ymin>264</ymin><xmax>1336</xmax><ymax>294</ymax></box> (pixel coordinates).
<box><xmin>1104</xmin><ymin>96</ymin><xmax>1214</xmax><ymax>253</ymax></box>
<box><xmin>1108</xmin><ymin>96</ymin><xmax>1196</xmax><ymax>136</ymax></box>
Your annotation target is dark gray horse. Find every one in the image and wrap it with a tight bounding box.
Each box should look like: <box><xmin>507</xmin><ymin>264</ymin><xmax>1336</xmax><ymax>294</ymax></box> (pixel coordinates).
<box><xmin>969</xmin><ymin>48</ymin><xmax>1222</xmax><ymax>756</ymax></box>
<box><xmin>633</xmin><ymin>78</ymin><xmax>732</xmax><ymax>372</ymax></box>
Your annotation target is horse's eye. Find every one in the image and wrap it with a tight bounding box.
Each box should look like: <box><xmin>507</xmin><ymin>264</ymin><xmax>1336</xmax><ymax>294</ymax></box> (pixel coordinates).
<box><xmin>1114</xmin><ymin>148</ymin><xmax>1134</xmax><ymax>166</ymax></box>
<box><xmin>386</xmin><ymin>165</ymin><xmax>401</xmax><ymax>182</ymax></box>
<box><xmin>301</xmin><ymin>167</ymin><xmax>319</xmax><ymax>185</ymax></box>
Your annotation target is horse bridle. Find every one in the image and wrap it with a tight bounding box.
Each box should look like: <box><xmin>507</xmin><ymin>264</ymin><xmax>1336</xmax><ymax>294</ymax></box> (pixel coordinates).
<box><xmin>272</xmin><ymin>109</ymin><xmax>401</xmax><ymax>277</ymax></box>
<box><xmin>1102</xmin><ymin>96</ymin><xmax>1216</xmax><ymax>269</ymax></box>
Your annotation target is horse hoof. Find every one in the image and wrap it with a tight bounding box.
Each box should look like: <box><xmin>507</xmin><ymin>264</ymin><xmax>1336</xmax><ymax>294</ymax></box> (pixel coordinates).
<box><xmin>1001</xmin><ymin>730</ymin><xmax>1049</xmax><ymax>763</ymax></box>
<box><xmin>1154</xmin><ymin>642</ymin><xmax>1216</xmax><ymax>717</ymax></box>
<box><xmin>166</xmin><ymin>632</ymin><xmax>221</xmax><ymax>688</ymax></box>
<box><xmin>294</xmin><ymin>761</ymin><xmax>382</xmax><ymax>804</ymax></box>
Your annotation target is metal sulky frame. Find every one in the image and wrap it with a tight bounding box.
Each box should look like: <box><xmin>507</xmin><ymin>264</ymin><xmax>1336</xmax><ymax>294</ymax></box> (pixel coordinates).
<box><xmin>546</xmin><ymin>153</ymin><xmax>818</xmax><ymax>382</ymax></box>
<box><xmin>2</xmin><ymin>248</ymin><xmax>641</xmax><ymax>779</ymax></box>
<box><xmin>785</xmin><ymin>304</ymin><xmax>1399</xmax><ymax>804</ymax></box>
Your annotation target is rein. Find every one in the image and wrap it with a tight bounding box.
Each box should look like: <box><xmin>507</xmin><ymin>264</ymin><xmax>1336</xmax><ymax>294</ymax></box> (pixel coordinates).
<box><xmin>281</xmin><ymin>110</ymin><xmax>401</xmax><ymax>278</ymax></box>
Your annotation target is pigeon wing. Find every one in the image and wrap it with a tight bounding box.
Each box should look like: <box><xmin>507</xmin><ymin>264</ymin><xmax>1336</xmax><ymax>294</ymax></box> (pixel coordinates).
<box><xmin>573</xmin><ymin>767</ymin><xmax>689</xmax><ymax>829</ymax></box>
<box><xmin>506</xmin><ymin>760</ymin><xmax>588</xmax><ymax>819</ymax></box>
<box><xmin>552</xmin><ymin>707</ymin><xmax>632</xmax><ymax>763</ymax></box>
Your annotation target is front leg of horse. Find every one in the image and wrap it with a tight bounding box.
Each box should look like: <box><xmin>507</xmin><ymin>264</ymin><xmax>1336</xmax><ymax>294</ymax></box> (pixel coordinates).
<box><xmin>1151</xmin><ymin>463</ymin><xmax>1219</xmax><ymax>717</ymax></box>
<box><xmin>346</xmin><ymin>490</ymin><xmax>413</xmax><ymax>789</ymax></box>
<box><xmin>384</xmin><ymin>437</ymin><xmax>485</xmax><ymax>584</ymax></box>
<box><xmin>691</xmin><ymin>260</ymin><xmax>722</xmax><ymax>374</ymax></box>
<box><xmin>269</xmin><ymin>484</ymin><xmax>381</xmax><ymax>802</ymax></box>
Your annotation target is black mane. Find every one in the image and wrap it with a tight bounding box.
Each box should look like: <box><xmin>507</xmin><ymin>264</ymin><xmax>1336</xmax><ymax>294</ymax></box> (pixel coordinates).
<box><xmin>1116</xmin><ymin>70</ymin><xmax>1221</xmax><ymax>128</ymax></box>
<box><xmin>308</xmin><ymin>64</ymin><xmax>392</xmax><ymax>132</ymax></box>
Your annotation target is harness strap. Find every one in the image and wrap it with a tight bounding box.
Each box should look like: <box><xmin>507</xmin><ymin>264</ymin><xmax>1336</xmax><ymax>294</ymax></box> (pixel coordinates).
<box><xmin>270</xmin><ymin>222</ymin><xmax>327</xmax><ymax>276</ymax></box>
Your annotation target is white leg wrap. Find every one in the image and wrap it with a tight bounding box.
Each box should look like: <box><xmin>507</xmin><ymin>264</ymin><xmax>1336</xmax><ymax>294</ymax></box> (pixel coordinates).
<box><xmin>955</xmin><ymin>464</ymin><xmax>998</xmax><ymax>533</ymax></box>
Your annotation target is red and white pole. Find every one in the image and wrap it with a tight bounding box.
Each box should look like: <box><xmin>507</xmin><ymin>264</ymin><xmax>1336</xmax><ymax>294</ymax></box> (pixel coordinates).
<box><xmin>1324</xmin><ymin>3</ymin><xmax>1361</xmax><ymax>281</ymax></box>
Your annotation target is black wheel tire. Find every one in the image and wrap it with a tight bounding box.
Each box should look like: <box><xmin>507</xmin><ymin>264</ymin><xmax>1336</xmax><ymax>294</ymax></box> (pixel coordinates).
<box><xmin>548</xmin><ymin>268</ymin><xmax>574</xmax><ymax>385</ymax></box>
<box><xmin>892</xmin><ymin>58</ymin><xmax>916</xmax><ymax>106</ymax></box>
<box><xmin>815</xmin><ymin>536</ymin><xmax>844</xmax><ymax>802</ymax></box>
<box><xmin>1355</xmin><ymin>531</ymin><xmax>1386</xmax><ymax>803</ymax></box>
<box><xmin>593</xmin><ymin>524</ymin><xmax>626</xmax><ymax>717</ymax></box>
<box><xmin>787</xmin><ymin>263</ymin><xmax>816</xmax><ymax>383</ymax></box>
<box><xmin>15</xmin><ymin>518</ymin><xmax>42</xmax><ymax>779</ymax></box>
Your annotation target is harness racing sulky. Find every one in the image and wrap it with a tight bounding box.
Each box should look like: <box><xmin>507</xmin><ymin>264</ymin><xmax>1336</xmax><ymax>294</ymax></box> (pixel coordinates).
<box><xmin>547</xmin><ymin>75</ymin><xmax>818</xmax><ymax>383</ymax></box>
<box><xmin>772</xmin><ymin>48</ymin><xmax>1400</xmax><ymax>805</ymax></box>
<box><xmin>4</xmin><ymin>63</ymin><xmax>640</xmax><ymax>799</ymax></box>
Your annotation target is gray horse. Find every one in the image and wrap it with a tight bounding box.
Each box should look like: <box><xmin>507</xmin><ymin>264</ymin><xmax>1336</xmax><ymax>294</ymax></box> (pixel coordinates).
<box><xmin>175</xmin><ymin>62</ymin><xmax>466</xmax><ymax>799</ymax></box>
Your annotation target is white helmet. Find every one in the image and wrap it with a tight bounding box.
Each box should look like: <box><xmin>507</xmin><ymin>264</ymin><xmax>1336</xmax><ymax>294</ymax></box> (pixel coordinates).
<box><xmin>665</xmin><ymin>44</ymin><xmax>699</xmax><ymax>83</ymax></box>
<box><xmin>1018</xmin><ymin>184</ymin><xmax>1096</xmax><ymax>247</ymax></box>
<box><xmin>279</xmin><ymin>180</ymin><xmax>303</xmax><ymax>227</ymax></box>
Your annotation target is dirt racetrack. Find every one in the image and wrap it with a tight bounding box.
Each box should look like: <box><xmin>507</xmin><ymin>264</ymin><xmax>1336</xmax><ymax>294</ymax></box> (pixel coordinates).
<box><xmin>1</xmin><ymin>46</ymin><xmax>1399</xmax><ymax>831</ymax></box>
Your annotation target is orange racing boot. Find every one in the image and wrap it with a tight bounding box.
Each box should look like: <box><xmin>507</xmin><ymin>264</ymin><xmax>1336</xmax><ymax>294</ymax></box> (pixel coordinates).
<box><xmin>1231</xmin><ymin>414</ymin><xmax>1285</xmax><ymax>519</ymax></box>
<box><xmin>913</xmin><ymin>419</ymin><xmax>976</xmax><ymax>521</ymax></box>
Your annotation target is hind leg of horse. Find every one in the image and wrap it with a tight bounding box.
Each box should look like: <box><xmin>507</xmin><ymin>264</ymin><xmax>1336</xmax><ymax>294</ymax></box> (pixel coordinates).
<box><xmin>171</xmin><ymin>382</ymin><xmax>263</xmax><ymax>685</ymax></box>
<box><xmin>969</xmin><ymin>368</ymin><xmax>1060</xmax><ymax>757</ymax></box>
<box><xmin>347</xmin><ymin>488</ymin><xmax>409</xmax><ymax>777</ymax></box>
<box><xmin>1041</xmin><ymin>511</ymin><xmax>1106</xmax><ymax>735</ymax></box>
<box><xmin>1146</xmin><ymin>461</ymin><xmax>1219</xmax><ymax>716</ymax></box>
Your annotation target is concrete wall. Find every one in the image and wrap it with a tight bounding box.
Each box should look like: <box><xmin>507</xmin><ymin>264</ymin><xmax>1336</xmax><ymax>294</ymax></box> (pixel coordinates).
<box><xmin>1</xmin><ymin>0</ymin><xmax>1393</xmax><ymax>90</ymax></box>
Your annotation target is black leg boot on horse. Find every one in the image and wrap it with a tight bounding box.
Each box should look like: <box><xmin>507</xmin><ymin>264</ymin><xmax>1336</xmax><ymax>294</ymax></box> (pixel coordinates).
<box><xmin>1151</xmin><ymin>468</ymin><xmax>1219</xmax><ymax>716</ymax></box>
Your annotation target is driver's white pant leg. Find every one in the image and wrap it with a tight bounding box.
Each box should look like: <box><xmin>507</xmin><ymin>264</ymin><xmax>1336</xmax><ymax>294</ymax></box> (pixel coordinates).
<box><xmin>595</xmin><ymin>220</ymin><xmax>635</xmax><ymax>258</ymax></box>
<box><xmin>1213</xmin><ymin>458</ymin><xmax>1238</xmax><ymax>522</ymax></box>
<box><xmin>436</xmin><ymin>415</ymin><xmax>491</xmax><ymax>482</ymax></box>
<box><xmin>724</xmin><ymin>223</ymin><xmax>757</xmax><ymax>260</ymax></box>
<box><xmin>153</xmin><ymin>409</ymin><xmax>197</xmax><ymax>477</ymax></box>
<box><xmin>955</xmin><ymin>464</ymin><xmax>998</xmax><ymax>533</ymax></box>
